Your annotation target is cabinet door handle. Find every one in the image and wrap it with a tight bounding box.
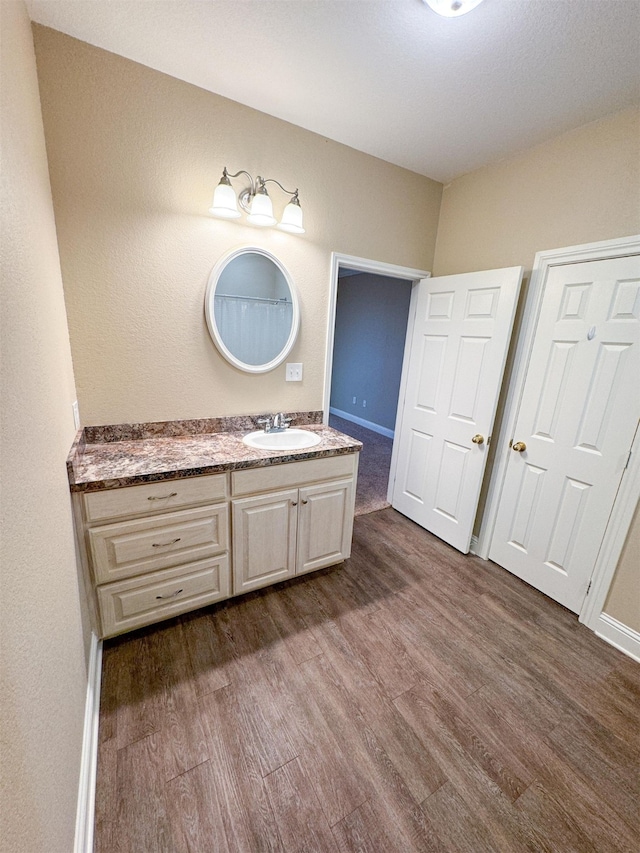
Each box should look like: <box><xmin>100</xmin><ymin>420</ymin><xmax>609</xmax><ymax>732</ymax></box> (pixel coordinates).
<box><xmin>147</xmin><ymin>492</ymin><xmax>178</xmax><ymax>501</ymax></box>
<box><xmin>151</xmin><ymin>537</ymin><xmax>181</xmax><ymax>548</ymax></box>
<box><xmin>156</xmin><ymin>588</ymin><xmax>183</xmax><ymax>600</ymax></box>
<box><xmin>291</xmin><ymin>501</ymin><xmax>298</xmax><ymax>507</ymax></box>
<box><xmin>302</xmin><ymin>499</ymin><xmax>308</xmax><ymax>504</ymax></box>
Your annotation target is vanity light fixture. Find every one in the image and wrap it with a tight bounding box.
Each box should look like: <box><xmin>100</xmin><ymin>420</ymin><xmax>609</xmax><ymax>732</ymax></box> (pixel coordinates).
<box><xmin>423</xmin><ymin>0</ymin><xmax>484</xmax><ymax>17</ymax></box>
<box><xmin>209</xmin><ymin>167</ymin><xmax>305</xmax><ymax>234</ymax></box>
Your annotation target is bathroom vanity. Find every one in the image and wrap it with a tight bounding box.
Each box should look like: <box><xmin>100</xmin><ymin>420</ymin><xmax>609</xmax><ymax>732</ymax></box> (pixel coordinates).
<box><xmin>67</xmin><ymin>413</ymin><xmax>361</xmax><ymax>638</ymax></box>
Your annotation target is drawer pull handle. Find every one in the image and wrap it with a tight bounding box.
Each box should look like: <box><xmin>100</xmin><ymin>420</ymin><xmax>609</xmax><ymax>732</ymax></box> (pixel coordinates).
<box><xmin>156</xmin><ymin>588</ymin><xmax>184</xmax><ymax>600</ymax></box>
<box><xmin>147</xmin><ymin>492</ymin><xmax>178</xmax><ymax>501</ymax></box>
<box><xmin>151</xmin><ymin>537</ymin><xmax>181</xmax><ymax>548</ymax></box>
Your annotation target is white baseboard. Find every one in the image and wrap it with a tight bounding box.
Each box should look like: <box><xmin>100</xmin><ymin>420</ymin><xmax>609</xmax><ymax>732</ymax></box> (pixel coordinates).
<box><xmin>595</xmin><ymin>613</ymin><xmax>640</xmax><ymax>663</ymax></box>
<box><xmin>74</xmin><ymin>632</ymin><xmax>103</xmax><ymax>853</ymax></box>
<box><xmin>469</xmin><ymin>535</ymin><xmax>479</xmax><ymax>556</ymax></box>
<box><xmin>329</xmin><ymin>407</ymin><xmax>395</xmax><ymax>439</ymax></box>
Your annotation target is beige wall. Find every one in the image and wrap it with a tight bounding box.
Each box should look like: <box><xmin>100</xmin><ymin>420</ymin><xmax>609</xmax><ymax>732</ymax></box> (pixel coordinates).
<box><xmin>433</xmin><ymin>107</ymin><xmax>640</xmax><ymax>633</ymax></box>
<box><xmin>605</xmin><ymin>502</ymin><xmax>640</xmax><ymax>630</ymax></box>
<box><xmin>33</xmin><ymin>26</ymin><xmax>442</xmax><ymax>427</ymax></box>
<box><xmin>0</xmin><ymin>3</ymin><xmax>88</xmax><ymax>851</ymax></box>
<box><xmin>433</xmin><ymin>107</ymin><xmax>640</xmax><ymax>277</ymax></box>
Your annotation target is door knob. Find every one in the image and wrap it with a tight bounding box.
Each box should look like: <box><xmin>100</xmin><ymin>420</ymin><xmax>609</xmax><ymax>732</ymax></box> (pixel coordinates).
<box><xmin>471</xmin><ymin>434</ymin><xmax>484</xmax><ymax>445</ymax></box>
<box><xmin>512</xmin><ymin>441</ymin><xmax>527</xmax><ymax>452</ymax></box>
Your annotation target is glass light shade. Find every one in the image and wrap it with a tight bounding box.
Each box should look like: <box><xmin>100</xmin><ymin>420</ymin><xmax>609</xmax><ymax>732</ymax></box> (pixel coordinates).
<box><xmin>209</xmin><ymin>181</ymin><xmax>241</xmax><ymax>219</ymax></box>
<box><xmin>247</xmin><ymin>191</ymin><xmax>276</xmax><ymax>227</ymax></box>
<box><xmin>423</xmin><ymin>0</ymin><xmax>484</xmax><ymax>17</ymax></box>
<box><xmin>277</xmin><ymin>200</ymin><xmax>305</xmax><ymax>234</ymax></box>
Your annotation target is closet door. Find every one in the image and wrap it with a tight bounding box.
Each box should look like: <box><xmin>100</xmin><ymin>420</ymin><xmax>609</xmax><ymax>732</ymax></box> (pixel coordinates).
<box><xmin>392</xmin><ymin>267</ymin><xmax>523</xmax><ymax>552</ymax></box>
<box><xmin>489</xmin><ymin>254</ymin><xmax>640</xmax><ymax>612</ymax></box>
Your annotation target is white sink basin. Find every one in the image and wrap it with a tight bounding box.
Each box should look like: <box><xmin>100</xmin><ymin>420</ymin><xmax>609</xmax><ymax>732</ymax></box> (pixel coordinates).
<box><xmin>242</xmin><ymin>428</ymin><xmax>322</xmax><ymax>451</ymax></box>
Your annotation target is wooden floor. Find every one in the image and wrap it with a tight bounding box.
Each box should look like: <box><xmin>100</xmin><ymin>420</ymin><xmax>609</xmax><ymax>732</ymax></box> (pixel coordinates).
<box><xmin>96</xmin><ymin>508</ymin><xmax>640</xmax><ymax>852</ymax></box>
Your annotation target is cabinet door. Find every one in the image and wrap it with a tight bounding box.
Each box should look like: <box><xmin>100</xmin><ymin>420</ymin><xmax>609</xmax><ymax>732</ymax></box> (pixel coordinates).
<box><xmin>232</xmin><ymin>489</ymin><xmax>298</xmax><ymax>594</ymax></box>
<box><xmin>297</xmin><ymin>478</ymin><xmax>355</xmax><ymax>575</ymax></box>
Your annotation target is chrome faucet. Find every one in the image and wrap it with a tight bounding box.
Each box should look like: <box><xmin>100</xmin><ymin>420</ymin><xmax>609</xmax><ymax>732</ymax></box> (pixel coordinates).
<box><xmin>256</xmin><ymin>416</ymin><xmax>273</xmax><ymax>433</ymax></box>
<box><xmin>272</xmin><ymin>412</ymin><xmax>292</xmax><ymax>431</ymax></box>
<box><xmin>256</xmin><ymin>413</ymin><xmax>293</xmax><ymax>433</ymax></box>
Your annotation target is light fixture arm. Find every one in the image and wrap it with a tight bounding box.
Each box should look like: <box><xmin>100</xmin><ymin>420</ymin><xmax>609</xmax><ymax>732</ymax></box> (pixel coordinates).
<box><xmin>219</xmin><ymin>167</ymin><xmax>256</xmax><ymax>213</ymax></box>
<box><xmin>222</xmin><ymin>167</ymin><xmax>255</xmax><ymax>190</ymax></box>
<box><xmin>262</xmin><ymin>178</ymin><xmax>300</xmax><ymax>199</ymax></box>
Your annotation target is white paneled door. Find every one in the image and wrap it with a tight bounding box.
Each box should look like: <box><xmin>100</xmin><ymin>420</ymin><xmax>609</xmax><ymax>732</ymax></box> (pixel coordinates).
<box><xmin>392</xmin><ymin>267</ymin><xmax>523</xmax><ymax>553</ymax></box>
<box><xmin>489</xmin><ymin>255</ymin><xmax>640</xmax><ymax>613</ymax></box>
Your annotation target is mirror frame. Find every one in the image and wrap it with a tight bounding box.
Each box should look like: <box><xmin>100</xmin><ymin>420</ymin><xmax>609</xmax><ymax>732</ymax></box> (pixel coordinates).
<box><xmin>204</xmin><ymin>246</ymin><xmax>300</xmax><ymax>374</ymax></box>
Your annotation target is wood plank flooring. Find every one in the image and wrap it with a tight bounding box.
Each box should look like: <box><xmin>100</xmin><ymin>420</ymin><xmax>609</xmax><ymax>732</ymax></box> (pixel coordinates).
<box><xmin>95</xmin><ymin>508</ymin><xmax>640</xmax><ymax>852</ymax></box>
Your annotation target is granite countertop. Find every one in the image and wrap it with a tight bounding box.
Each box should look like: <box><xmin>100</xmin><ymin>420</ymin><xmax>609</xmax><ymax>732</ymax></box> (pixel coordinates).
<box><xmin>67</xmin><ymin>411</ymin><xmax>362</xmax><ymax>493</ymax></box>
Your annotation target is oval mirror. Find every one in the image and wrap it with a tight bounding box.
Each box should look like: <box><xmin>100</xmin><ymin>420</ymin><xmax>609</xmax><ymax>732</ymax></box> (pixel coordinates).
<box><xmin>205</xmin><ymin>247</ymin><xmax>300</xmax><ymax>373</ymax></box>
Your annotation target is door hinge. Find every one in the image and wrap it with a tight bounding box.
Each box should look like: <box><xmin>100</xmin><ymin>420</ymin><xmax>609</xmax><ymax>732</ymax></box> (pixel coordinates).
<box><xmin>586</xmin><ymin>580</ymin><xmax>592</xmax><ymax>596</ymax></box>
<box><xmin>624</xmin><ymin>450</ymin><xmax>632</xmax><ymax>470</ymax></box>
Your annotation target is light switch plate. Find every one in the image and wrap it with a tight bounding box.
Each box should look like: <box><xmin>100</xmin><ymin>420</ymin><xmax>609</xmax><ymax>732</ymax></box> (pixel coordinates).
<box><xmin>286</xmin><ymin>363</ymin><xmax>303</xmax><ymax>382</ymax></box>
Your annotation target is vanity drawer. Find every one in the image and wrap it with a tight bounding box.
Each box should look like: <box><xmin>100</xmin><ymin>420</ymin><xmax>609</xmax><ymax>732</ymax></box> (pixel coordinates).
<box><xmin>97</xmin><ymin>555</ymin><xmax>230</xmax><ymax>637</ymax></box>
<box><xmin>232</xmin><ymin>453</ymin><xmax>357</xmax><ymax>496</ymax></box>
<box><xmin>83</xmin><ymin>474</ymin><xmax>228</xmax><ymax>523</ymax></box>
<box><xmin>88</xmin><ymin>504</ymin><xmax>229</xmax><ymax>583</ymax></box>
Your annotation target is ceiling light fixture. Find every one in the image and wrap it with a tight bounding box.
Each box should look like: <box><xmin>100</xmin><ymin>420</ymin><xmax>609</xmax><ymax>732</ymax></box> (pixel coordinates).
<box><xmin>423</xmin><ymin>0</ymin><xmax>484</xmax><ymax>17</ymax></box>
<box><xmin>209</xmin><ymin>167</ymin><xmax>305</xmax><ymax>234</ymax></box>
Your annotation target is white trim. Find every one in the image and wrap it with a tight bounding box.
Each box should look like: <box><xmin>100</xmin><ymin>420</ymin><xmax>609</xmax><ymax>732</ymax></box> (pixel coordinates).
<box><xmin>329</xmin><ymin>407</ymin><xmax>395</xmax><ymax>439</ymax></box>
<box><xmin>580</xmin><ymin>420</ymin><xmax>640</xmax><ymax>628</ymax></box>
<box><xmin>388</xmin><ymin>282</ymin><xmax>422</xmax><ymax>504</ymax></box>
<box><xmin>469</xmin><ymin>534</ymin><xmax>479</xmax><ymax>555</ymax></box>
<box><xmin>595</xmin><ymin>613</ymin><xmax>640</xmax><ymax>663</ymax></box>
<box><xmin>323</xmin><ymin>253</ymin><xmax>430</xmax><ymax>426</ymax></box>
<box><xmin>478</xmin><ymin>234</ymin><xmax>640</xmax><ymax>561</ymax></box>
<box><xmin>74</xmin><ymin>632</ymin><xmax>103</xmax><ymax>853</ymax></box>
<box><xmin>476</xmin><ymin>235</ymin><xmax>640</xmax><ymax>641</ymax></box>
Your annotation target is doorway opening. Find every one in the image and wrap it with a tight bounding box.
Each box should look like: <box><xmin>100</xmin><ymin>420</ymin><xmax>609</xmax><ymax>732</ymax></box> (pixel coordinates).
<box><xmin>324</xmin><ymin>254</ymin><xmax>430</xmax><ymax>517</ymax></box>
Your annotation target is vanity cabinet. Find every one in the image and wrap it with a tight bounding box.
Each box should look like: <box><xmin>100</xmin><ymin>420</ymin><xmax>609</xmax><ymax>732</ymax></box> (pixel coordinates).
<box><xmin>231</xmin><ymin>454</ymin><xmax>357</xmax><ymax>594</ymax></box>
<box><xmin>72</xmin><ymin>447</ymin><xmax>359</xmax><ymax>639</ymax></box>
<box><xmin>75</xmin><ymin>474</ymin><xmax>231</xmax><ymax>638</ymax></box>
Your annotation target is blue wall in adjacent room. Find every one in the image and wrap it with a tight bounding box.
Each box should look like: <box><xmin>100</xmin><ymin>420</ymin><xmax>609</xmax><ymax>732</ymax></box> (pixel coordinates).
<box><xmin>330</xmin><ymin>272</ymin><xmax>412</xmax><ymax>432</ymax></box>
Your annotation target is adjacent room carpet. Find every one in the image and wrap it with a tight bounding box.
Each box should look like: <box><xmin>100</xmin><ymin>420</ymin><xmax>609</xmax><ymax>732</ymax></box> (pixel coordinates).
<box><xmin>329</xmin><ymin>414</ymin><xmax>393</xmax><ymax>516</ymax></box>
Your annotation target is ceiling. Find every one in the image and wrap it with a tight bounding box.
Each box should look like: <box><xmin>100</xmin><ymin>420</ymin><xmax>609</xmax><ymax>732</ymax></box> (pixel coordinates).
<box><xmin>27</xmin><ymin>0</ymin><xmax>640</xmax><ymax>183</ymax></box>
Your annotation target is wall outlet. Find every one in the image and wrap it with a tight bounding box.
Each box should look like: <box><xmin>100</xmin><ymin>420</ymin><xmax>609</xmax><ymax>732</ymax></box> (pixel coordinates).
<box><xmin>72</xmin><ymin>400</ymin><xmax>80</xmax><ymax>429</ymax></box>
<box><xmin>286</xmin><ymin>363</ymin><xmax>303</xmax><ymax>382</ymax></box>
<box><xmin>362</xmin><ymin>399</ymin><xmax>367</xmax><ymax>408</ymax></box>
<box><xmin>352</xmin><ymin>396</ymin><xmax>357</xmax><ymax>404</ymax></box>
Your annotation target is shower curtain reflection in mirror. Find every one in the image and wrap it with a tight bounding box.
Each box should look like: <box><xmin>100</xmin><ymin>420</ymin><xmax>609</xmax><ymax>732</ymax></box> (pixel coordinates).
<box><xmin>205</xmin><ymin>247</ymin><xmax>300</xmax><ymax>372</ymax></box>
<box><xmin>213</xmin><ymin>294</ymin><xmax>293</xmax><ymax>366</ymax></box>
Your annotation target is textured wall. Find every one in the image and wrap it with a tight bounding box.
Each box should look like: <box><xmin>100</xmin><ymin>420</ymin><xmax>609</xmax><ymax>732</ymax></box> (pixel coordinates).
<box><xmin>433</xmin><ymin>107</ymin><xmax>639</xmax><ymax>277</ymax></box>
<box><xmin>433</xmin><ymin>107</ymin><xmax>640</xmax><ymax>633</ymax></box>
<box><xmin>330</xmin><ymin>273</ymin><xmax>412</xmax><ymax>431</ymax></box>
<box><xmin>604</xmin><ymin>502</ymin><xmax>640</xmax><ymax>631</ymax></box>
<box><xmin>0</xmin><ymin>3</ymin><xmax>87</xmax><ymax>850</ymax></box>
<box><xmin>32</xmin><ymin>25</ymin><xmax>442</xmax><ymax>427</ymax></box>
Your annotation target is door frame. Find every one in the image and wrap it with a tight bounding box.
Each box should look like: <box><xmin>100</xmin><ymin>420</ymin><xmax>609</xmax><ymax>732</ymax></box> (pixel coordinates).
<box><xmin>476</xmin><ymin>234</ymin><xmax>640</xmax><ymax>632</ymax></box>
<box><xmin>324</xmin><ymin>252</ymin><xmax>429</xmax><ymax>447</ymax></box>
